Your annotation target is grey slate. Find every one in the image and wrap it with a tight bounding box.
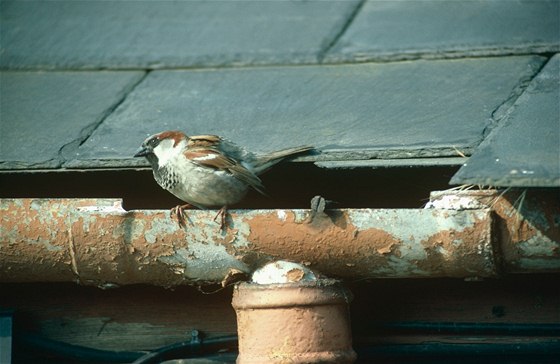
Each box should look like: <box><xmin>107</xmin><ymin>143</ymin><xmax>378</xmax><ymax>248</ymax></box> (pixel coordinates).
<box><xmin>450</xmin><ymin>55</ymin><xmax>560</xmax><ymax>187</ymax></box>
<box><xmin>0</xmin><ymin>0</ymin><xmax>360</xmax><ymax>69</ymax></box>
<box><xmin>326</xmin><ymin>0</ymin><xmax>560</xmax><ymax>63</ymax></box>
<box><xmin>0</xmin><ymin>71</ymin><xmax>145</xmax><ymax>169</ymax></box>
<box><xmin>316</xmin><ymin>157</ymin><xmax>467</xmax><ymax>169</ymax></box>
<box><xmin>68</xmin><ymin>56</ymin><xmax>545</xmax><ymax>169</ymax></box>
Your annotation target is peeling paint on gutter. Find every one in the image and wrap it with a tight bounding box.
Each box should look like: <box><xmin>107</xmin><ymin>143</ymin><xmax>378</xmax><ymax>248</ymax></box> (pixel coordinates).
<box><xmin>429</xmin><ymin>189</ymin><xmax>560</xmax><ymax>273</ymax></box>
<box><xmin>0</xmin><ymin>190</ymin><xmax>558</xmax><ymax>287</ymax></box>
<box><xmin>244</xmin><ymin>208</ymin><xmax>494</xmax><ymax>279</ymax></box>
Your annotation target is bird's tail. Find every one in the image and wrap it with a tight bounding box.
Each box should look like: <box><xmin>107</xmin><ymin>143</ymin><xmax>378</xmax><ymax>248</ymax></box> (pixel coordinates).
<box><xmin>253</xmin><ymin>146</ymin><xmax>314</xmax><ymax>175</ymax></box>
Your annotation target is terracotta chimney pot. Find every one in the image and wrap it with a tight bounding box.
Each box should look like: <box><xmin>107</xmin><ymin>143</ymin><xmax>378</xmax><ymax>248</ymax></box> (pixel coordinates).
<box><xmin>232</xmin><ymin>279</ymin><xmax>356</xmax><ymax>363</ymax></box>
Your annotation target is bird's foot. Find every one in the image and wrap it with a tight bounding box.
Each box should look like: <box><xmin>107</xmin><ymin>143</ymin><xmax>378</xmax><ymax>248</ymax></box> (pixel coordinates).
<box><xmin>170</xmin><ymin>203</ymin><xmax>194</xmax><ymax>228</ymax></box>
<box><xmin>213</xmin><ymin>205</ymin><xmax>229</xmax><ymax>231</ymax></box>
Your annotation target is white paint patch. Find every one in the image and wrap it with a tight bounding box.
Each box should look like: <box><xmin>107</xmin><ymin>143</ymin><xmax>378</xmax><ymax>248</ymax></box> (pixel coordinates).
<box><xmin>277</xmin><ymin>210</ymin><xmax>287</xmax><ymax>221</ymax></box>
<box><xmin>519</xmin><ymin>236</ymin><xmax>558</xmax><ymax>257</ymax></box>
<box><xmin>252</xmin><ymin>261</ymin><xmax>317</xmax><ymax>284</ymax></box>
<box><xmin>77</xmin><ymin>205</ymin><xmax>126</xmax><ymax>214</ymax></box>
<box><xmin>155</xmin><ymin>210</ymin><xmax>252</xmax><ymax>281</ymax></box>
<box><xmin>348</xmin><ymin>209</ymin><xmax>480</xmax><ymax>244</ymax></box>
<box><xmin>425</xmin><ymin>194</ymin><xmax>486</xmax><ymax>210</ymax></box>
<box><xmin>143</xmin><ymin>214</ymin><xmax>180</xmax><ymax>244</ymax></box>
<box><xmin>158</xmin><ymin>243</ymin><xmax>250</xmax><ymax>281</ymax></box>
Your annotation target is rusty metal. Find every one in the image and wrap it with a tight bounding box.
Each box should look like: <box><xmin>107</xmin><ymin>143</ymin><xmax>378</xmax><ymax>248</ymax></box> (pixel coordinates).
<box><xmin>0</xmin><ymin>197</ymin><xmax>500</xmax><ymax>286</ymax></box>
<box><xmin>232</xmin><ymin>280</ymin><xmax>356</xmax><ymax>364</ymax></box>
<box><xmin>429</xmin><ymin>189</ymin><xmax>560</xmax><ymax>273</ymax></box>
<box><xmin>1</xmin><ymin>191</ymin><xmax>557</xmax><ymax>286</ymax></box>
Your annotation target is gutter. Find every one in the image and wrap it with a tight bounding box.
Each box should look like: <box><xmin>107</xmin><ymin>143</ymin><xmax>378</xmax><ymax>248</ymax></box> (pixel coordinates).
<box><xmin>0</xmin><ymin>190</ymin><xmax>558</xmax><ymax>287</ymax></box>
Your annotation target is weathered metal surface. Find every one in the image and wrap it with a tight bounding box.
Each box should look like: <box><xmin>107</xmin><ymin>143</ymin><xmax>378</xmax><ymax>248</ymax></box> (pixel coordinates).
<box><xmin>245</xmin><ymin>208</ymin><xmax>495</xmax><ymax>279</ymax></box>
<box><xmin>428</xmin><ymin>189</ymin><xmax>560</xmax><ymax>273</ymax></box>
<box><xmin>0</xmin><ymin>198</ymin><xmax>498</xmax><ymax>286</ymax></box>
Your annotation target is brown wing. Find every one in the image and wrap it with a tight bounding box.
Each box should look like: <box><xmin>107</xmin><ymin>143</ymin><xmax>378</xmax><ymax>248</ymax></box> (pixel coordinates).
<box><xmin>187</xmin><ymin>135</ymin><xmax>223</xmax><ymax>149</ymax></box>
<box><xmin>184</xmin><ymin>148</ymin><xmax>266</xmax><ymax>194</ymax></box>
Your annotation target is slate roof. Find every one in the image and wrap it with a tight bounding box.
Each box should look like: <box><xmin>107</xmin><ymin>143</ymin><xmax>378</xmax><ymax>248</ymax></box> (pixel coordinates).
<box><xmin>1</xmin><ymin>0</ymin><xmax>559</xmax><ymax>187</ymax></box>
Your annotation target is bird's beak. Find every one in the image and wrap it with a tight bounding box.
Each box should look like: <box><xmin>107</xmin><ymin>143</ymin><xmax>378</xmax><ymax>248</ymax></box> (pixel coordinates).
<box><xmin>134</xmin><ymin>146</ymin><xmax>150</xmax><ymax>158</ymax></box>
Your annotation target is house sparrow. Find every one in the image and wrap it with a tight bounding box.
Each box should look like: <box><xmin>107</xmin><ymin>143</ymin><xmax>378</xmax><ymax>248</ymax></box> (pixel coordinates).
<box><xmin>134</xmin><ymin>130</ymin><xmax>313</xmax><ymax>228</ymax></box>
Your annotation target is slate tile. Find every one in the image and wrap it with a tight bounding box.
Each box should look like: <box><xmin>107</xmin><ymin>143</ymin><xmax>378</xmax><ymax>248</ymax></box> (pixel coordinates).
<box><xmin>326</xmin><ymin>0</ymin><xmax>560</xmax><ymax>62</ymax></box>
<box><xmin>451</xmin><ymin>55</ymin><xmax>560</xmax><ymax>187</ymax></box>
<box><xmin>70</xmin><ymin>56</ymin><xmax>545</xmax><ymax>168</ymax></box>
<box><xmin>0</xmin><ymin>0</ymin><xmax>360</xmax><ymax>69</ymax></box>
<box><xmin>0</xmin><ymin>71</ymin><xmax>145</xmax><ymax>169</ymax></box>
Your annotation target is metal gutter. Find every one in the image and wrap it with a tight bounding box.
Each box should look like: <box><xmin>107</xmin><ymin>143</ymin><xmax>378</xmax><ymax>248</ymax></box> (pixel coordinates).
<box><xmin>0</xmin><ymin>190</ymin><xmax>558</xmax><ymax>287</ymax></box>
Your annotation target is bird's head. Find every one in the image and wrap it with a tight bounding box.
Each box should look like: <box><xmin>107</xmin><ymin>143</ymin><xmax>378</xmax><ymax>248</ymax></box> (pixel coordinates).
<box><xmin>134</xmin><ymin>130</ymin><xmax>188</xmax><ymax>169</ymax></box>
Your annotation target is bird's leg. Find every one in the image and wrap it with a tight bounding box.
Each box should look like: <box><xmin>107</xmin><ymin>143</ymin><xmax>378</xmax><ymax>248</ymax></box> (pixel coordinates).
<box><xmin>213</xmin><ymin>205</ymin><xmax>229</xmax><ymax>231</ymax></box>
<box><xmin>170</xmin><ymin>203</ymin><xmax>194</xmax><ymax>228</ymax></box>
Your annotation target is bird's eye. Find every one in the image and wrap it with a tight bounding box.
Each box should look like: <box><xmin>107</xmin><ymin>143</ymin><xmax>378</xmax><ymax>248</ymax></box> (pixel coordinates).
<box><xmin>148</xmin><ymin>138</ymin><xmax>160</xmax><ymax>147</ymax></box>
